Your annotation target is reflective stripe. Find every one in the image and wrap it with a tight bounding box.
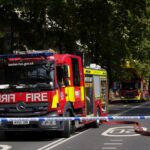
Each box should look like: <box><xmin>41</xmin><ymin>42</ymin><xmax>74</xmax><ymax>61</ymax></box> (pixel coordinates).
<box><xmin>52</xmin><ymin>90</ymin><xmax>59</xmax><ymax>108</ymax></box>
<box><xmin>68</xmin><ymin>66</ymin><xmax>70</xmax><ymax>77</ymax></box>
<box><xmin>84</xmin><ymin>68</ymin><xmax>107</xmax><ymax>76</ymax></box>
<box><xmin>65</xmin><ymin>87</ymin><xmax>75</xmax><ymax>102</ymax></box>
<box><xmin>81</xmin><ymin>86</ymin><xmax>85</xmax><ymax>101</ymax></box>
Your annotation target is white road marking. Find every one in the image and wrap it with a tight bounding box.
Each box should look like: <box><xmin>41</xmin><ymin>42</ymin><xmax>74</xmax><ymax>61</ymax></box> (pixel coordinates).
<box><xmin>0</xmin><ymin>145</ymin><xmax>12</xmax><ymax>150</ymax></box>
<box><xmin>45</xmin><ymin>130</ymin><xmax>89</xmax><ymax>150</ymax></box>
<box><xmin>102</xmin><ymin>126</ymin><xmax>140</xmax><ymax>137</ymax></box>
<box><xmin>102</xmin><ymin>147</ymin><xmax>117</xmax><ymax>150</ymax></box>
<box><xmin>104</xmin><ymin>143</ymin><xmax>123</xmax><ymax>145</ymax></box>
<box><xmin>110</xmin><ymin>139</ymin><xmax>123</xmax><ymax>142</ymax></box>
<box><xmin>38</xmin><ymin>129</ymin><xmax>89</xmax><ymax>150</ymax></box>
<box><xmin>38</xmin><ymin>139</ymin><xmax>65</xmax><ymax>150</ymax></box>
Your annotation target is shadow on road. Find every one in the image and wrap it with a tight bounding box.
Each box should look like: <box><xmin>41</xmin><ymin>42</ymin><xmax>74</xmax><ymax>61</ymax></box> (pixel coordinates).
<box><xmin>0</xmin><ymin>126</ymin><xmax>88</xmax><ymax>142</ymax></box>
<box><xmin>0</xmin><ymin>131</ymin><xmax>61</xmax><ymax>141</ymax></box>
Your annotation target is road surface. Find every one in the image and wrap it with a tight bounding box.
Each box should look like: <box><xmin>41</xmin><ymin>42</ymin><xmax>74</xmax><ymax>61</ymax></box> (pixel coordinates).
<box><xmin>0</xmin><ymin>100</ymin><xmax>150</xmax><ymax>150</ymax></box>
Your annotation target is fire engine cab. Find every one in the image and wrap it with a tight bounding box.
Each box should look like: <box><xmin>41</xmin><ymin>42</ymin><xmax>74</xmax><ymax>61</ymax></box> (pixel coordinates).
<box><xmin>0</xmin><ymin>50</ymin><xmax>108</xmax><ymax>138</ymax></box>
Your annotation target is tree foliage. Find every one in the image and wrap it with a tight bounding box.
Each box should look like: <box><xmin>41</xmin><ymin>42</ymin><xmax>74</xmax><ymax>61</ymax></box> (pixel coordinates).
<box><xmin>0</xmin><ymin>0</ymin><xmax>150</xmax><ymax>83</ymax></box>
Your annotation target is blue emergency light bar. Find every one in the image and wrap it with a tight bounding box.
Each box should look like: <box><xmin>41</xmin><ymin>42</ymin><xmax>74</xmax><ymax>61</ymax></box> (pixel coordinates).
<box><xmin>0</xmin><ymin>52</ymin><xmax>54</xmax><ymax>59</ymax></box>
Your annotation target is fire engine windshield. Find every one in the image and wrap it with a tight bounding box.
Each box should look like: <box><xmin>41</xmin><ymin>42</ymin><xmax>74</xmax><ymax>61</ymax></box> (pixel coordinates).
<box><xmin>0</xmin><ymin>61</ymin><xmax>54</xmax><ymax>91</ymax></box>
<box><xmin>121</xmin><ymin>81</ymin><xmax>139</xmax><ymax>90</ymax></box>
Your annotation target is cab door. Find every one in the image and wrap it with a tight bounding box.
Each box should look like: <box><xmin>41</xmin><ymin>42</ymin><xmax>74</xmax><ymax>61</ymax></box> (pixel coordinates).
<box><xmin>56</xmin><ymin>65</ymin><xmax>66</xmax><ymax>103</ymax></box>
<box><xmin>71</xmin><ymin>58</ymin><xmax>82</xmax><ymax>104</ymax></box>
<box><xmin>85</xmin><ymin>74</ymin><xmax>94</xmax><ymax>115</ymax></box>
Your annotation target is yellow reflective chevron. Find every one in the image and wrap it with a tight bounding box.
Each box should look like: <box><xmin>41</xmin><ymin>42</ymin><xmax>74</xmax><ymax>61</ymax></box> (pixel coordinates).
<box><xmin>68</xmin><ymin>65</ymin><xmax>71</xmax><ymax>77</ymax></box>
<box><xmin>80</xmin><ymin>86</ymin><xmax>85</xmax><ymax>101</ymax></box>
<box><xmin>65</xmin><ymin>87</ymin><xmax>75</xmax><ymax>102</ymax></box>
<box><xmin>52</xmin><ymin>90</ymin><xmax>59</xmax><ymax>108</ymax></box>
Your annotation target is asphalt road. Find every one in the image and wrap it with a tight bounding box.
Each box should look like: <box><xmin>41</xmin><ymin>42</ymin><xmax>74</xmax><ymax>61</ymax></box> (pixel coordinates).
<box><xmin>1</xmin><ymin>100</ymin><xmax>150</xmax><ymax>150</ymax></box>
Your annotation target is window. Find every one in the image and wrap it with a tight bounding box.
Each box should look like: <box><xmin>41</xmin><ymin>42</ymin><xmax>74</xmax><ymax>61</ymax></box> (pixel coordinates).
<box><xmin>93</xmin><ymin>76</ymin><xmax>100</xmax><ymax>98</ymax></box>
<box><xmin>0</xmin><ymin>62</ymin><xmax>54</xmax><ymax>85</ymax></box>
<box><xmin>72</xmin><ymin>58</ymin><xmax>80</xmax><ymax>86</ymax></box>
<box><xmin>56</xmin><ymin>66</ymin><xmax>65</xmax><ymax>87</ymax></box>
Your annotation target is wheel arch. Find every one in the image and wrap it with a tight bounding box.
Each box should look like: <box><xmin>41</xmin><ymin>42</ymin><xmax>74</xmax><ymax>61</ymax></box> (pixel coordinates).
<box><xmin>95</xmin><ymin>103</ymin><xmax>101</xmax><ymax>116</ymax></box>
<box><xmin>63</xmin><ymin>102</ymin><xmax>74</xmax><ymax>117</ymax></box>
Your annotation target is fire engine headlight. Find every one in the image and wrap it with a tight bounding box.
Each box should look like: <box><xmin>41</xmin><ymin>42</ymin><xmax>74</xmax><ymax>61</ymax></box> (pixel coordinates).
<box><xmin>41</xmin><ymin>120</ymin><xmax>56</xmax><ymax>126</ymax></box>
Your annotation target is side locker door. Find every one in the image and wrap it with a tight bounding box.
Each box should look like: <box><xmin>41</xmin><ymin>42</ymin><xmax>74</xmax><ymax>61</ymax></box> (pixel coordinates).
<box><xmin>93</xmin><ymin>75</ymin><xmax>101</xmax><ymax>99</ymax></box>
<box><xmin>85</xmin><ymin>75</ymin><xmax>94</xmax><ymax>115</ymax></box>
<box><xmin>100</xmin><ymin>79</ymin><xmax>108</xmax><ymax>112</ymax></box>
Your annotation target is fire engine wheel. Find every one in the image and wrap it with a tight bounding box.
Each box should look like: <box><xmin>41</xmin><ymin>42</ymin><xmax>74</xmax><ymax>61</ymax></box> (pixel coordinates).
<box><xmin>61</xmin><ymin>111</ymin><xmax>74</xmax><ymax>138</ymax></box>
<box><xmin>92</xmin><ymin>108</ymin><xmax>100</xmax><ymax>128</ymax></box>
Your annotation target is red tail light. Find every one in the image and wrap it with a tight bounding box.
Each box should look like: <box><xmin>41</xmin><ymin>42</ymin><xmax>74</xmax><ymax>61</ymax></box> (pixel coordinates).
<box><xmin>134</xmin><ymin>90</ymin><xmax>139</xmax><ymax>96</ymax></box>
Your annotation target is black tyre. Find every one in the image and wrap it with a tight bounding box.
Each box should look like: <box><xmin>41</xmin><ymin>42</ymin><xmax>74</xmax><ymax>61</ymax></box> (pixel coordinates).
<box><xmin>61</xmin><ymin>111</ymin><xmax>72</xmax><ymax>138</ymax></box>
<box><xmin>92</xmin><ymin>108</ymin><xmax>100</xmax><ymax>128</ymax></box>
<box><xmin>71</xmin><ymin>120</ymin><xmax>75</xmax><ymax>134</ymax></box>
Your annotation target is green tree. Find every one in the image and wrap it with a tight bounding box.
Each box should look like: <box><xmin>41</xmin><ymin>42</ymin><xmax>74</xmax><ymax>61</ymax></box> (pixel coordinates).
<box><xmin>0</xmin><ymin>0</ymin><xmax>149</xmax><ymax>84</ymax></box>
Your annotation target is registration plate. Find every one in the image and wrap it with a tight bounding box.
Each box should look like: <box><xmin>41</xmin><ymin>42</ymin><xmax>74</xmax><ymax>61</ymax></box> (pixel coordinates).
<box><xmin>13</xmin><ymin>120</ymin><xmax>30</xmax><ymax>125</ymax></box>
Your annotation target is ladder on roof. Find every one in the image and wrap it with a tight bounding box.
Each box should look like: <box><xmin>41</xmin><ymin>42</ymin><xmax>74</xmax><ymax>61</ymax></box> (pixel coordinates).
<box><xmin>13</xmin><ymin>49</ymin><xmax>56</xmax><ymax>54</ymax></box>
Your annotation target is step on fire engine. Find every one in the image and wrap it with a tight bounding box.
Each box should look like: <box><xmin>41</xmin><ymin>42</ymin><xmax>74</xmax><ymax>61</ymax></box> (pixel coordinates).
<box><xmin>0</xmin><ymin>50</ymin><xmax>108</xmax><ymax>138</ymax></box>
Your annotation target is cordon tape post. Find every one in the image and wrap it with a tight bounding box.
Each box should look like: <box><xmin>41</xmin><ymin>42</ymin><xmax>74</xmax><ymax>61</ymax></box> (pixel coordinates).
<box><xmin>1</xmin><ymin>116</ymin><xmax>150</xmax><ymax>136</ymax></box>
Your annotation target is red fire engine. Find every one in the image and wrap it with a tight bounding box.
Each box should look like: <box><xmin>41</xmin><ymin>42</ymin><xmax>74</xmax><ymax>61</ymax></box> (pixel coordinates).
<box><xmin>0</xmin><ymin>50</ymin><xmax>108</xmax><ymax>138</ymax></box>
<box><xmin>120</xmin><ymin>60</ymin><xmax>149</xmax><ymax>101</ymax></box>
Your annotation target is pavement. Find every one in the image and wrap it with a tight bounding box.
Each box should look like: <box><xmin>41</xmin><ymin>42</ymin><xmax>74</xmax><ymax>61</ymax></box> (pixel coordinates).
<box><xmin>109</xmin><ymin>96</ymin><xmax>121</xmax><ymax>102</ymax></box>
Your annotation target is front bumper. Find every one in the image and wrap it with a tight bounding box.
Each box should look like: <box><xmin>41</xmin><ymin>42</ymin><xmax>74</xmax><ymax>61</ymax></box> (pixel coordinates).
<box><xmin>0</xmin><ymin>113</ymin><xmax>65</xmax><ymax>131</ymax></box>
<box><xmin>0</xmin><ymin>120</ymin><xmax>63</xmax><ymax>131</ymax></box>
<box><xmin>121</xmin><ymin>96</ymin><xmax>141</xmax><ymax>101</ymax></box>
